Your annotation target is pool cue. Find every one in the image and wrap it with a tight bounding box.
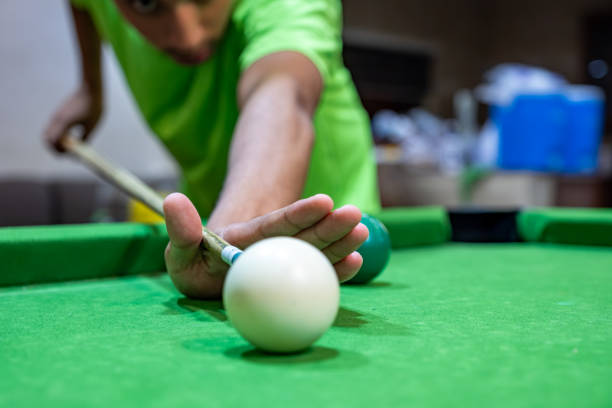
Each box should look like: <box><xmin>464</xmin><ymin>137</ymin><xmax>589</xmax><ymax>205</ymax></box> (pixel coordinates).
<box><xmin>60</xmin><ymin>136</ymin><xmax>243</xmax><ymax>266</ymax></box>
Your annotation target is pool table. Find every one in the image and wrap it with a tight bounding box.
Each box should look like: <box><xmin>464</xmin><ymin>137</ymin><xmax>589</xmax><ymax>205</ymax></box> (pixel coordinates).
<box><xmin>1</xmin><ymin>207</ymin><xmax>612</xmax><ymax>407</ymax></box>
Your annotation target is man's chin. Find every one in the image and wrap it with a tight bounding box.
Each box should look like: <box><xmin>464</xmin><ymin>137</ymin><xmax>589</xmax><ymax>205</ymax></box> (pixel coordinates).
<box><xmin>169</xmin><ymin>49</ymin><xmax>213</xmax><ymax>66</ymax></box>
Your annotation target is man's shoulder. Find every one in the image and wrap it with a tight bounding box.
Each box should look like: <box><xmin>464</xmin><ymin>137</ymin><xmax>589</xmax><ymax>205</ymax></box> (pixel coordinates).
<box><xmin>233</xmin><ymin>0</ymin><xmax>341</xmax><ymax>26</ymax></box>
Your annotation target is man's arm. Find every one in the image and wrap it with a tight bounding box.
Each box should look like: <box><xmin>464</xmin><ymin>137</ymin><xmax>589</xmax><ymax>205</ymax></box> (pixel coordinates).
<box><xmin>163</xmin><ymin>51</ymin><xmax>368</xmax><ymax>298</ymax></box>
<box><xmin>44</xmin><ymin>3</ymin><xmax>103</xmax><ymax>151</ymax></box>
<box><xmin>71</xmin><ymin>4</ymin><xmax>103</xmax><ymax>96</ymax></box>
<box><xmin>207</xmin><ymin>51</ymin><xmax>323</xmax><ymax>229</ymax></box>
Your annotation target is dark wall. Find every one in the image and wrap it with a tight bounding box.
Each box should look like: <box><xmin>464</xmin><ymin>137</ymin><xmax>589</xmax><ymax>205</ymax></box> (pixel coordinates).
<box><xmin>342</xmin><ymin>0</ymin><xmax>612</xmax><ymax>123</ymax></box>
<box><xmin>343</xmin><ymin>0</ymin><xmax>485</xmax><ymax>116</ymax></box>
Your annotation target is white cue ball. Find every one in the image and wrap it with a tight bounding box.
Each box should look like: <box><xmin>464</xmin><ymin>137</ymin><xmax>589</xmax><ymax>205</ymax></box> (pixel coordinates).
<box><xmin>223</xmin><ymin>237</ymin><xmax>339</xmax><ymax>353</ymax></box>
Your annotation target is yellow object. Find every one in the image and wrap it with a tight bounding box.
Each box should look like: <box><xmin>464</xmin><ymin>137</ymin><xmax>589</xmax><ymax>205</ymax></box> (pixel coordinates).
<box><xmin>127</xmin><ymin>197</ymin><xmax>165</xmax><ymax>224</ymax></box>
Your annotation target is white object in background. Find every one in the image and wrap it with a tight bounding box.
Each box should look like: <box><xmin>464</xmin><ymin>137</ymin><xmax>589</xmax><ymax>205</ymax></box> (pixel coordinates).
<box><xmin>438</xmin><ymin>132</ymin><xmax>465</xmax><ymax>175</ymax></box>
<box><xmin>223</xmin><ymin>237</ymin><xmax>339</xmax><ymax>353</ymax></box>
<box><xmin>454</xmin><ymin>89</ymin><xmax>478</xmax><ymax>137</ymax></box>
<box><xmin>564</xmin><ymin>85</ymin><xmax>605</xmax><ymax>102</ymax></box>
<box><xmin>371</xmin><ymin>109</ymin><xmax>417</xmax><ymax>144</ymax></box>
<box><xmin>473</xmin><ymin>120</ymin><xmax>499</xmax><ymax>169</ymax></box>
<box><xmin>475</xmin><ymin>63</ymin><xmax>567</xmax><ymax>106</ymax></box>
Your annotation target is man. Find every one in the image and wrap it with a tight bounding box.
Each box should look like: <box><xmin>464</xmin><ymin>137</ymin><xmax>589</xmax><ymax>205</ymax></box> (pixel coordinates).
<box><xmin>45</xmin><ymin>0</ymin><xmax>380</xmax><ymax>298</ymax></box>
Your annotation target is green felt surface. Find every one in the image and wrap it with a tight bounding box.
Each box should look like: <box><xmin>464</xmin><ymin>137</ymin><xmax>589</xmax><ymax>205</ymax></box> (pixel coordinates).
<box><xmin>376</xmin><ymin>206</ymin><xmax>450</xmax><ymax>248</ymax></box>
<box><xmin>2</xmin><ymin>243</ymin><xmax>611</xmax><ymax>407</ymax></box>
<box><xmin>0</xmin><ymin>223</ymin><xmax>168</xmax><ymax>286</ymax></box>
<box><xmin>519</xmin><ymin>208</ymin><xmax>612</xmax><ymax>247</ymax></box>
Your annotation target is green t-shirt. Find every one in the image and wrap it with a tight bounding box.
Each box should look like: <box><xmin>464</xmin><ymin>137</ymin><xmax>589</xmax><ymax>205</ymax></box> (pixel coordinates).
<box><xmin>71</xmin><ymin>0</ymin><xmax>381</xmax><ymax>216</ymax></box>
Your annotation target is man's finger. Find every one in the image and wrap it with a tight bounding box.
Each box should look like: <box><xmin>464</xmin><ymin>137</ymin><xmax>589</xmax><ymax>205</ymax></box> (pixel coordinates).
<box><xmin>334</xmin><ymin>252</ymin><xmax>363</xmax><ymax>282</ymax></box>
<box><xmin>163</xmin><ymin>192</ymin><xmax>203</xmax><ymax>250</ymax></box>
<box><xmin>259</xmin><ymin>194</ymin><xmax>334</xmax><ymax>237</ymax></box>
<box><xmin>222</xmin><ymin>194</ymin><xmax>333</xmax><ymax>247</ymax></box>
<box><xmin>322</xmin><ymin>223</ymin><xmax>368</xmax><ymax>264</ymax></box>
<box><xmin>46</xmin><ymin>114</ymin><xmax>88</xmax><ymax>152</ymax></box>
<box><xmin>162</xmin><ymin>193</ymin><xmax>227</xmax><ymax>299</ymax></box>
<box><xmin>294</xmin><ymin>204</ymin><xmax>362</xmax><ymax>249</ymax></box>
<box><xmin>44</xmin><ymin>118</ymin><xmax>71</xmax><ymax>152</ymax></box>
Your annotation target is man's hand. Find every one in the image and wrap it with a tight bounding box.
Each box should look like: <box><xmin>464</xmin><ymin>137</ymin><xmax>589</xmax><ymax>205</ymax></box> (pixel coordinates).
<box><xmin>44</xmin><ymin>85</ymin><xmax>103</xmax><ymax>152</ymax></box>
<box><xmin>163</xmin><ymin>192</ymin><xmax>368</xmax><ymax>299</ymax></box>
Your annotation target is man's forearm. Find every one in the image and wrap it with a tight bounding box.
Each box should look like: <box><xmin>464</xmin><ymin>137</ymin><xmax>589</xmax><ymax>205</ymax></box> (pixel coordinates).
<box><xmin>70</xmin><ymin>3</ymin><xmax>102</xmax><ymax>95</ymax></box>
<box><xmin>208</xmin><ymin>75</ymin><xmax>315</xmax><ymax>231</ymax></box>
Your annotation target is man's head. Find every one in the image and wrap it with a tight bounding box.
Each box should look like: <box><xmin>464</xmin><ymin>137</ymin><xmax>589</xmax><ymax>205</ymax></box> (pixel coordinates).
<box><xmin>114</xmin><ymin>0</ymin><xmax>233</xmax><ymax>65</ymax></box>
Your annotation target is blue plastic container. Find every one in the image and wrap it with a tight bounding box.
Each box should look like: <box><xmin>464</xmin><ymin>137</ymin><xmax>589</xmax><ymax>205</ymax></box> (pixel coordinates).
<box><xmin>495</xmin><ymin>92</ymin><xmax>567</xmax><ymax>171</ymax></box>
<box><xmin>493</xmin><ymin>86</ymin><xmax>605</xmax><ymax>173</ymax></box>
<box><xmin>563</xmin><ymin>86</ymin><xmax>605</xmax><ymax>173</ymax></box>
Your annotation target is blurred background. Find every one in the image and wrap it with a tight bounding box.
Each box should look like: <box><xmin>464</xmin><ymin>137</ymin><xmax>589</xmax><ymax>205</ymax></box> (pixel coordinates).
<box><xmin>1</xmin><ymin>0</ymin><xmax>611</xmax><ymax>226</ymax></box>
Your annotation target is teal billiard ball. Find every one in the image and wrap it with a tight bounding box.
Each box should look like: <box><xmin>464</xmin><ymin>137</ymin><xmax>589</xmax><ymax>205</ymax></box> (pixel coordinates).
<box><xmin>348</xmin><ymin>214</ymin><xmax>391</xmax><ymax>284</ymax></box>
